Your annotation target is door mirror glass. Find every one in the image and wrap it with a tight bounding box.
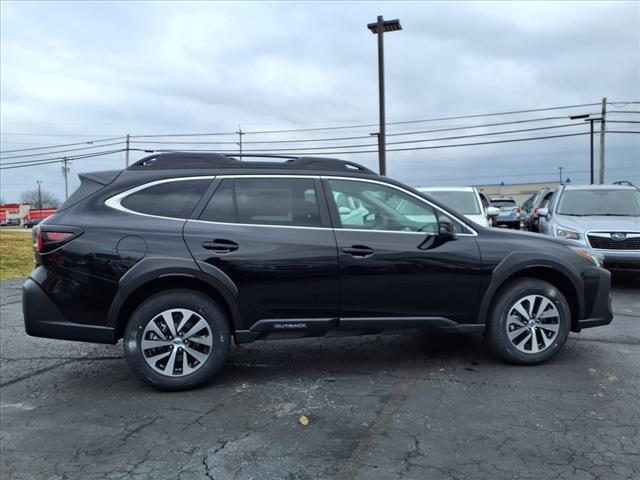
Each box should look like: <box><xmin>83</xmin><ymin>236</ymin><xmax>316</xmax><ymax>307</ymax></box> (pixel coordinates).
<box><xmin>537</xmin><ymin>208</ymin><xmax>549</xmax><ymax>218</ymax></box>
<box><xmin>438</xmin><ymin>215</ymin><xmax>454</xmax><ymax>236</ymax></box>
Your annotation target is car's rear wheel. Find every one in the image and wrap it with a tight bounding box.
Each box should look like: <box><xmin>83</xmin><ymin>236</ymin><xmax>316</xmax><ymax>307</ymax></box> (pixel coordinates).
<box><xmin>123</xmin><ymin>289</ymin><xmax>230</xmax><ymax>391</ymax></box>
<box><xmin>486</xmin><ymin>278</ymin><xmax>570</xmax><ymax>364</ymax></box>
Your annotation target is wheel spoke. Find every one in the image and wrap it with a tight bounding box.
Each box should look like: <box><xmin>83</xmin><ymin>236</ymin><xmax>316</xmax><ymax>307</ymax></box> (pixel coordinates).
<box><xmin>524</xmin><ymin>295</ymin><xmax>537</xmax><ymax>317</ymax></box>
<box><xmin>164</xmin><ymin>347</ymin><xmax>178</xmax><ymax>375</ymax></box>
<box><xmin>176</xmin><ymin>309</ymin><xmax>195</xmax><ymax>333</ymax></box>
<box><xmin>188</xmin><ymin>334</ymin><xmax>213</xmax><ymax>348</ymax></box>
<box><xmin>182</xmin><ymin>318</ymin><xmax>209</xmax><ymax>340</ymax></box>
<box><xmin>508</xmin><ymin>326</ymin><xmax>529</xmax><ymax>340</ymax></box>
<box><xmin>160</xmin><ymin>311</ymin><xmax>178</xmax><ymax>338</ymax></box>
<box><xmin>530</xmin><ymin>328</ymin><xmax>539</xmax><ymax>353</ymax></box>
<box><xmin>184</xmin><ymin>345</ymin><xmax>209</xmax><ymax>364</ymax></box>
<box><xmin>508</xmin><ymin>315</ymin><xmax>526</xmax><ymax>327</ymax></box>
<box><xmin>141</xmin><ymin>338</ymin><xmax>173</xmax><ymax>351</ymax></box>
<box><xmin>145</xmin><ymin>321</ymin><xmax>167</xmax><ymax>341</ymax></box>
<box><xmin>513</xmin><ymin>302</ymin><xmax>530</xmax><ymax>320</ymax></box>
<box><xmin>515</xmin><ymin>332</ymin><xmax>532</xmax><ymax>350</ymax></box>
<box><xmin>538</xmin><ymin>323</ymin><xmax>559</xmax><ymax>333</ymax></box>
<box><xmin>182</xmin><ymin>350</ymin><xmax>197</xmax><ymax>375</ymax></box>
<box><xmin>539</xmin><ymin>328</ymin><xmax>553</xmax><ymax>348</ymax></box>
<box><xmin>539</xmin><ymin>309</ymin><xmax>558</xmax><ymax>320</ymax></box>
<box><xmin>146</xmin><ymin>349</ymin><xmax>172</xmax><ymax>363</ymax></box>
<box><xmin>534</xmin><ymin>297</ymin><xmax>552</xmax><ymax>318</ymax></box>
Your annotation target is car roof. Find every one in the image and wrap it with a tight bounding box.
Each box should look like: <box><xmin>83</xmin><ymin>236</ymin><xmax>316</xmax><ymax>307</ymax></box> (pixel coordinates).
<box><xmin>563</xmin><ymin>184</ymin><xmax>637</xmax><ymax>191</ymax></box>
<box><xmin>417</xmin><ymin>186</ymin><xmax>476</xmax><ymax>192</ymax></box>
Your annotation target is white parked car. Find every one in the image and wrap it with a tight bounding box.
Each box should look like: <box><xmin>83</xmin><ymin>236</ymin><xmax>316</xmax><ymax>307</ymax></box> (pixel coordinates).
<box><xmin>417</xmin><ymin>186</ymin><xmax>498</xmax><ymax>227</ymax></box>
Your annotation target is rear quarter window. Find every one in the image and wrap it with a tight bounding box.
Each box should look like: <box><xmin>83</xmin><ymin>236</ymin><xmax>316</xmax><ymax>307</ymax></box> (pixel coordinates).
<box><xmin>120</xmin><ymin>179</ymin><xmax>211</xmax><ymax>219</ymax></box>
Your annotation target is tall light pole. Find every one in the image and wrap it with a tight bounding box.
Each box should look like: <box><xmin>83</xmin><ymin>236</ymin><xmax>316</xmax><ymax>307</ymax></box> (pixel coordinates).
<box><xmin>61</xmin><ymin>158</ymin><xmax>71</xmax><ymax>199</ymax></box>
<box><xmin>367</xmin><ymin>15</ymin><xmax>402</xmax><ymax>176</ymax></box>
<box><xmin>36</xmin><ymin>180</ymin><xmax>43</xmax><ymax>210</ymax></box>
<box><xmin>557</xmin><ymin>166</ymin><xmax>565</xmax><ymax>185</ymax></box>
<box><xmin>570</xmin><ymin>113</ymin><xmax>602</xmax><ymax>185</ymax></box>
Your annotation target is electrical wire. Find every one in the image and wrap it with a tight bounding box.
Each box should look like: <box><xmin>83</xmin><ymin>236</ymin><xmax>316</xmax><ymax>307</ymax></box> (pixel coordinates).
<box><xmin>0</xmin><ymin>140</ymin><xmax>125</xmax><ymax>161</ymax></box>
<box><xmin>0</xmin><ymin>149</ymin><xmax>125</xmax><ymax>169</ymax></box>
<box><xmin>0</xmin><ymin>136</ymin><xmax>126</xmax><ymax>155</ymax></box>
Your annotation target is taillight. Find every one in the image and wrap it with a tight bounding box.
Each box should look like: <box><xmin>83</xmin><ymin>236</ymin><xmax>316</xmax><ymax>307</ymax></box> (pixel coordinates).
<box><xmin>34</xmin><ymin>225</ymin><xmax>82</xmax><ymax>253</ymax></box>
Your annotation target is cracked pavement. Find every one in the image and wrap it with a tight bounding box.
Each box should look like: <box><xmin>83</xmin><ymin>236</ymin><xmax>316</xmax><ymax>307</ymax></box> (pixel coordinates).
<box><xmin>1</xmin><ymin>273</ymin><xmax>639</xmax><ymax>479</ymax></box>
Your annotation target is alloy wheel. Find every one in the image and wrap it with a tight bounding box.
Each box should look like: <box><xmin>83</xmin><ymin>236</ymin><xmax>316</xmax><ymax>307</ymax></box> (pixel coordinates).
<box><xmin>505</xmin><ymin>294</ymin><xmax>560</xmax><ymax>354</ymax></box>
<box><xmin>141</xmin><ymin>308</ymin><xmax>213</xmax><ymax>377</ymax></box>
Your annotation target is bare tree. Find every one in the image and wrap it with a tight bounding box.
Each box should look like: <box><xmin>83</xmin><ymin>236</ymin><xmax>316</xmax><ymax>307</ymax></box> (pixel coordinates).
<box><xmin>20</xmin><ymin>189</ymin><xmax>60</xmax><ymax>209</ymax></box>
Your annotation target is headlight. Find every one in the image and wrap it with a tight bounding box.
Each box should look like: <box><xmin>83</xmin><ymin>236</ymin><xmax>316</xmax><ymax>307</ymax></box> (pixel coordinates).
<box><xmin>555</xmin><ymin>227</ymin><xmax>580</xmax><ymax>240</ymax></box>
<box><xmin>569</xmin><ymin>247</ymin><xmax>604</xmax><ymax>267</ymax></box>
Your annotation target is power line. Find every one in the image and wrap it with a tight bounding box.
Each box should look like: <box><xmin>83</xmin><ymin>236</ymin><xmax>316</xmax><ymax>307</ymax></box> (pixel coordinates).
<box><xmin>141</xmin><ymin>132</ymin><xmax>591</xmax><ymax>156</ymax></box>
<box><xmin>0</xmin><ymin>136</ymin><xmax>125</xmax><ymax>154</ymax></box>
<box><xmin>0</xmin><ymin>140</ymin><xmax>125</xmax><ymax>161</ymax></box>
<box><xmin>0</xmin><ymin>149</ymin><xmax>125</xmax><ymax>170</ymax></box>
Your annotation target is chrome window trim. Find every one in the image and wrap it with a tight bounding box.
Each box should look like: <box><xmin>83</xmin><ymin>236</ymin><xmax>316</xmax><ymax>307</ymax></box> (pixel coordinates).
<box><xmin>104</xmin><ymin>173</ymin><xmax>478</xmax><ymax>236</ymax></box>
<box><xmin>105</xmin><ymin>176</ymin><xmax>216</xmax><ymax>221</ymax></box>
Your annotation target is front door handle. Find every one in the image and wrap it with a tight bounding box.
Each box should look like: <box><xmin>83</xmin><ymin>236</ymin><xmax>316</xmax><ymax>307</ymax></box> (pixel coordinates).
<box><xmin>202</xmin><ymin>239</ymin><xmax>239</xmax><ymax>253</ymax></box>
<box><xmin>342</xmin><ymin>245</ymin><xmax>374</xmax><ymax>257</ymax></box>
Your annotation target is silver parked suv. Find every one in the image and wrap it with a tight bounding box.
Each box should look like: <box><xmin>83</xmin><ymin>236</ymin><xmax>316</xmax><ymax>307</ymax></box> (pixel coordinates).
<box><xmin>538</xmin><ymin>184</ymin><xmax>640</xmax><ymax>269</ymax></box>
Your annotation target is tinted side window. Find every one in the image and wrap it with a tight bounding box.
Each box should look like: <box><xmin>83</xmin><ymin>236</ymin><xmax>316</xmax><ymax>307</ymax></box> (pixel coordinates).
<box><xmin>327</xmin><ymin>179</ymin><xmax>439</xmax><ymax>233</ymax></box>
<box><xmin>199</xmin><ymin>179</ymin><xmax>236</xmax><ymax>223</ymax></box>
<box><xmin>121</xmin><ymin>179</ymin><xmax>210</xmax><ymax>219</ymax></box>
<box><xmin>200</xmin><ymin>178</ymin><xmax>322</xmax><ymax>227</ymax></box>
<box><xmin>236</xmin><ymin>178</ymin><xmax>321</xmax><ymax>227</ymax></box>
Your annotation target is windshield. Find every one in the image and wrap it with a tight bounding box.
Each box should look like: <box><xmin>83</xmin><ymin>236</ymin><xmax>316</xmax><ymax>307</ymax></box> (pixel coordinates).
<box><xmin>557</xmin><ymin>189</ymin><xmax>640</xmax><ymax>216</ymax></box>
<box><xmin>425</xmin><ymin>191</ymin><xmax>481</xmax><ymax>215</ymax></box>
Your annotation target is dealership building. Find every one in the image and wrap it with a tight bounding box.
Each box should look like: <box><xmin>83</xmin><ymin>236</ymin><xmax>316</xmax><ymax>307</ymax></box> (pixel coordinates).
<box><xmin>0</xmin><ymin>203</ymin><xmax>56</xmax><ymax>225</ymax></box>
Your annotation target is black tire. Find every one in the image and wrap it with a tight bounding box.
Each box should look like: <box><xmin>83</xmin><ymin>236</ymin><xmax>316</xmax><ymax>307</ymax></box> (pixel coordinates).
<box><xmin>486</xmin><ymin>278</ymin><xmax>570</xmax><ymax>365</ymax></box>
<box><xmin>123</xmin><ymin>289</ymin><xmax>230</xmax><ymax>391</ymax></box>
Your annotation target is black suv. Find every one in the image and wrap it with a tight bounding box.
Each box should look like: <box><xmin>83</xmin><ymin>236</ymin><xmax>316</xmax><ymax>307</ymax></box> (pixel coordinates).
<box><xmin>23</xmin><ymin>154</ymin><xmax>613</xmax><ymax>390</ymax></box>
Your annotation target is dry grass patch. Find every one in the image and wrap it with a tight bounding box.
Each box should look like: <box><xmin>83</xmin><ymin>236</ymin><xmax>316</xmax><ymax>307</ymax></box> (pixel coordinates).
<box><xmin>0</xmin><ymin>229</ymin><xmax>34</xmax><ymax>281</ymax></box>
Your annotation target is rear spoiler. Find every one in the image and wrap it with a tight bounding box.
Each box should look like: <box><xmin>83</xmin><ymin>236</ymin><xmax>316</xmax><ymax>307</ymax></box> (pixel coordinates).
<box><xmin>80</xmin><ymin>170</ymin><xmax>122</xmax><ymax>185</ymax></box>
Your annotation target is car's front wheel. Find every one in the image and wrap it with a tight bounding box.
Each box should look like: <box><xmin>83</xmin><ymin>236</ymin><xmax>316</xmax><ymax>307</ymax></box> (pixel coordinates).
<box><xmin>486</xmin><ymin>278</ymin><xmax>570</xmax><ymax>364</ymax></box>
<box><xmin>123</xmin><ymin>289</ymin><xmax>230</xmax><ymax>391</ymax></box>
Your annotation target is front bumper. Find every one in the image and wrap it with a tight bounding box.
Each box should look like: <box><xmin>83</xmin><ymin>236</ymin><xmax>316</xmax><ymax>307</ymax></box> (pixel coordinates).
<box><xmin>575</xmin><ymin>268</ymin><xmax>613</xmax><ymax>331</ymax></box>
<box><xmin>23</xmin><ymin>277</ymin><xmax>116</xmax><ymax>344</ymax></box>
<box><xmin>594</xmin><ymin>250</ymin><xmax>640</xmax><ymax>270</ymax></box>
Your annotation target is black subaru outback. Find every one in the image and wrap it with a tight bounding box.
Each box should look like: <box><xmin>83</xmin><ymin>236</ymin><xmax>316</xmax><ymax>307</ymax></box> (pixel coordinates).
<box><xmin>23</xmin><ymin>154</ymin><xmax>613</xmax><ymax>390</ymax></box>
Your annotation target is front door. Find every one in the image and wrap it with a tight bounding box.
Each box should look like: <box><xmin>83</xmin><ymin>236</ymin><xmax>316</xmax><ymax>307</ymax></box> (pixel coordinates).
<box><xmin>184</xmin><ymin>176</ymin><xmax>340</xmax><ymax>332</ymax></box>
<box><xmin>323</xmin><ymin>178</ymin><xmax>483</xmax><ymax>327</ymax></box>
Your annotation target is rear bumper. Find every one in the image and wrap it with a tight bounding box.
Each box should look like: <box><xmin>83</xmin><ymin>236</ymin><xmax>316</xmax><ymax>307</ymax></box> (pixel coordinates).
<box><xmin>23</xmin><ymin>277</ymin><xmax>116</xmax><ymax>344</ymax></box>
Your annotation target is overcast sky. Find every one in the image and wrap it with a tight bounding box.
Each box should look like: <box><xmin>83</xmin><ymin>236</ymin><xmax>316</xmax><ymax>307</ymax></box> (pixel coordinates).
<box><xmin>1</xmin><ymin>0</ymin><xmax>639</xmax><ymax>203</ymax></box>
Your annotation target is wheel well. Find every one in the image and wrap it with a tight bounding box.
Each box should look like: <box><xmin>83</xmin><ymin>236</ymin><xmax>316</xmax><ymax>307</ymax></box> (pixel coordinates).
<box><xmin>115</xmin><ymin>276</ymin><xmax>236</xmax><ymax>340</ymax></box>
<box><xmin>502</xmin><ymin>267</ymin><xmax>580</xmax><ymax>331</ymax></box>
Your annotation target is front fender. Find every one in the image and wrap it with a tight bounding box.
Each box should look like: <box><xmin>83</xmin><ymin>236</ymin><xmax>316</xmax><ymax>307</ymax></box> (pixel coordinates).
<box><xmin>478</xmin><ymin>252</ymin><xmax>585</xmax><ymax>324</ymax></box>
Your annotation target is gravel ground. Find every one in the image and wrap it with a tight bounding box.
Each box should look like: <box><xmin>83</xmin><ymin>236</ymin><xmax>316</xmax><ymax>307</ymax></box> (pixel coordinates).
<box><xmin>1</xmin><ymin>273</ymin><xmax>638</xmax><ymax>480</ymax></box>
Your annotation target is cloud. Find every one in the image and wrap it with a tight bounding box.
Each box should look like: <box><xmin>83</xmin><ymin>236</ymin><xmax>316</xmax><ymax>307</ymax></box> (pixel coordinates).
<box><xmin>1</xmin><ymin>0</ymin><xmax>638</xmax><ymax>201</ymax></box>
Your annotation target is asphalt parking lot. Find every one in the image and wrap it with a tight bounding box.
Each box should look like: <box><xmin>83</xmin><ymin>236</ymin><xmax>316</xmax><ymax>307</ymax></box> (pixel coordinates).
<box><xmin>1</xmin><ymin>273</ymin><xmax>639</xmax><ymax>480</ymax></box>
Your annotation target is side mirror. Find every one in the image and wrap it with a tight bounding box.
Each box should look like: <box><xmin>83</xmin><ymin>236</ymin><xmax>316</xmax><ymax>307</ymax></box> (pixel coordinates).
<box><xmin>486</xmin><ymin>206</ymin><xmax>500</xmax><ymax>217</ymax></box>
<box><xmin>438</xmin><ymin>215</ymin><xmax>454</xmax><ymax>236</ymax></box>
<box><xmin>537</xmin><ymin>208</ymin><xmax>549</xmax><ymax>218</ymax></box>
<box><xmin>338</xmin><ymin>206</ymin><xmax>352</xmax><ymax>215</ymax></box>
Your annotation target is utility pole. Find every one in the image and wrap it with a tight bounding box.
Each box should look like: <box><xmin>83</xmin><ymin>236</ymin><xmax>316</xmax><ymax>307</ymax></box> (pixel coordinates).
<box><xmin>367</xmin><ymin>16</ymin><xmax>402</xmax><ymax>176</ymax></box>
<box><xmin>598</xmin><ymin>97</ymin><xmax>607</xmax><ymax>184</ymax></box>
<box><xmin>125</xmin><ymin>134</ymin><xmax>131</xmax><ymax>167</ymax></box>
<box><xmin>36</xmin><ymin>180</ymin><xmax>43</xmax><ymax>210</ymax></box>
<box><xmin>589</xmin><ymin>119</ymin><xmax>595</xmax><ymax>185</ymax></box>
<box><xmin>61</xmin><ymin>158</ymin><xmax>71</xmax><ymax>200</ymax></box>
<box><xmin>557</xmin><ymin>166</ymin><xmax>564</xmax><ymax>185</ymax></box>
<box><xmin>236</xmin><ymin>125</ymin><xmax>244</xmax><ymax>159</ymax></box>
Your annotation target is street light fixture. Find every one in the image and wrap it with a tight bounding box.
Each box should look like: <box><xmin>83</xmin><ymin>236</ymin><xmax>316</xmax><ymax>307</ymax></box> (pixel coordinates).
<box><xmin>570</xmin><ymin>114</ymin><xmax>602</xmax><ymax>185</ymax></box>
<box><xmin>367</xmin><ymin>15</ymin><xmax>402</xmax><ymax>176</ymax></box>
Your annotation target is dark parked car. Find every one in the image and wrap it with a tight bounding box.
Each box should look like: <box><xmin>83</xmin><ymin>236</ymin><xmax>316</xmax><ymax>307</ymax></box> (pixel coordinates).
<box><xmin>23</xmin><ymin>218</ymin><xmax>43</xmax><ymax>229</ymax></box>
<box><xmin>23</xmin><ymin>154</ymin><xmax>613</xmax><ymax>390</ymax></box>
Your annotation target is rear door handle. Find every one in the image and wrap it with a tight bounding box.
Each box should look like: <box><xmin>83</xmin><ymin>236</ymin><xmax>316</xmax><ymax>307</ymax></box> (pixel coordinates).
<box><xmin>342</xmin><ymin>245</ymin><xmax>374</xmax><ymax>257</ymax></box>
<box><xmin>201</xmin><ymin>239</ymin><xmax>239</xmax><ymax>253</ymax></box>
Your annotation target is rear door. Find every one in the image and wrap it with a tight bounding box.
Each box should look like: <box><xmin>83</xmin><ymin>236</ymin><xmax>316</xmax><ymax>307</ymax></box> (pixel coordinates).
<box><xmin>183</xmin><ymin>175</ymin><xmax>340</xmax><ymax>332</ymax></box>
<box><xmin>323</xmin><ymin>177</ymin><xmax>483</xmax><ymax>327</ymax></box>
